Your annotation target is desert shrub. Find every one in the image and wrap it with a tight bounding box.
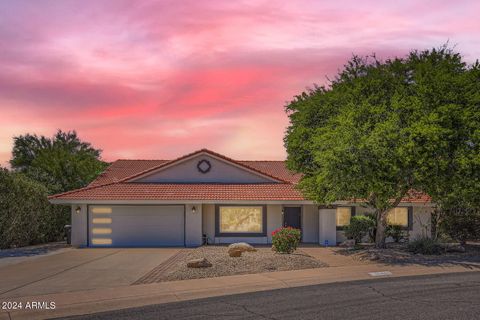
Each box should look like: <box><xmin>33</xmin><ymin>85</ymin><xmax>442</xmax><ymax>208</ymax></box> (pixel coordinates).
<box><xmin>0</xmin><ymin>168</ymin><xmax>67</xmax><ymax>249</ymax></box>
<box><xmin>408</xmin><ymin>237</ymin><xmax>443</xmax><ymax>255</ymax></box>
<box><xmin>386</xmin><ymin>224</ymin><xmax>407</xmax><ymax>243</ymax></box>
<box><xmin>344</xmin><ymin>215</ymin><xmax>376</xmax><ymax>243</ymax></box>
<box><xmin>271</xmin><ymin>227</ymin><xmax>301</xmax><ymax>253</ymax></box>
<box><xmin>440</xmin><ymin>207</ymin><xmax>480</xmax><ymax>246</ymax></box>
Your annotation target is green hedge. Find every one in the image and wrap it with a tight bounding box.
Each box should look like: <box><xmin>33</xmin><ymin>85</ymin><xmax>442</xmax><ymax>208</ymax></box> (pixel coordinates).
<box><xmin>408</xmin><ymin>237</ymin><xmax>443</xmax><ymax>255</ymax></box>
<box><xmin>0</xmin><ymin>168</ymin><xmax>68</xmax><ymax>249</ymax></box>
<box><xmin>440</xmin><ymin>207</ymin><xmax>480</xmax><ymax>246</ymax></box>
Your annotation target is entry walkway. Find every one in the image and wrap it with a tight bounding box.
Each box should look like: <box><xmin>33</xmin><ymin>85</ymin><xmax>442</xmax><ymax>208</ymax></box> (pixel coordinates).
<box><xmin>299</xmin><ymin>246</ymin><xmax>369</xmax><ymax>267</ymax></box>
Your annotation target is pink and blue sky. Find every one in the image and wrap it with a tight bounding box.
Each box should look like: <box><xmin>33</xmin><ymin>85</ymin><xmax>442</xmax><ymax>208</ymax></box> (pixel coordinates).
<box><xmin>1</xmin><ymin>0</ymin><xmax>479</xmax><ymax>165</ymax></box>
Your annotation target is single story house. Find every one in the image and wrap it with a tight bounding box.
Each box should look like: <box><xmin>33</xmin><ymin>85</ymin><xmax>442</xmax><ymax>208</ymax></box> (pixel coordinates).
<box><xmin>49</xmin><ymin>149</ymin><xmax>433</xmax><ymax>247</ymax></box>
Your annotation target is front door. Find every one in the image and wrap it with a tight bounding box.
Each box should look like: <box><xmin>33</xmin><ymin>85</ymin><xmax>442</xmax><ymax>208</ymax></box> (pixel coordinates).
<box><xmin>284</xmin><ymin>207</ymin><xmax>301</xmax><ymax>230</ymax></box>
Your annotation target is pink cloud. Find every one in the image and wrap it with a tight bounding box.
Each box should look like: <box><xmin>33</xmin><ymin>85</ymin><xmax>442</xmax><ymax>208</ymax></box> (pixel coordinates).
<box><xmin>0</xmin><ymin>0</ymin><xmax>479</xmax><ymax>166</ymax></box>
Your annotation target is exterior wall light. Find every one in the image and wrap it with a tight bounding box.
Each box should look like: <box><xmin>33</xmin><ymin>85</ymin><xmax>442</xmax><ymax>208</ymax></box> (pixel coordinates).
<box><xmin>192</xmin><ymin>206</ymin><xmax>196</xmax><ymax>213</ymax></box>
<box><xmin>75</xmin><ymin>206</ymin><xmax>81</xmax><ymax>214</ymax></box>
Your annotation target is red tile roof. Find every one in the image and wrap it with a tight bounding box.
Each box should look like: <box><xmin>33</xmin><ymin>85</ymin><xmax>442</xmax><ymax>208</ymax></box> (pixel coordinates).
<box><xmin>49</xmin><ymin>149</ymin><xmax>430</xmax><ymax>203</ymax></box>
<box><xmin>51</xmin><ymin>183</ymin><xmax>305</xmax><ymax>201</ymax></box>
<box><xmin>240</xmin><ymin>161</ymin><xmax>302</xmax><ymax>184</ymax></box>
<box><xmin>402</xmin><ymin>189</ymin><xmax>432</xmax><ymax>203</ymax></box>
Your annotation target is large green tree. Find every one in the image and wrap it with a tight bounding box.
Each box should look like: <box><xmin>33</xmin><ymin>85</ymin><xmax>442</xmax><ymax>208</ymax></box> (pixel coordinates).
<box><xmin>4</xmin><ymin>130</ymin><xmax>108</xmax><ymax>247</ymax></box>
<box><xmin>284</xmin><ymin>46</ymin><xmax>480</xmax><ymax>248</ymax></box>
<box><xmin>10</xmin><ymin>130</ymin><xmax>108</xmax><ymax>194</ymax></box>
<box><xmin>0</xmin><ymin>167</ymin><xmax>65</xmax><ymax>248</ymax></box>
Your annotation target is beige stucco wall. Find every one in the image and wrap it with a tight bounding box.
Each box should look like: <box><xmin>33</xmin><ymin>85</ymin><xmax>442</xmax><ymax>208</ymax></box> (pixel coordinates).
<box><xmin>302</xmin><ymin>205</ymin><xmax>319</xmax><ymax>243</ymax></box>
<box><xmin>136</xmin><ymin>155</ymin><xmax>274</xmax><ymax>183</ymax></box>
<box><xmin>411</xmin><ymin>205</ymin><xmax>432</xmax><ymax>239</ymax></box>
<box><xmin>71</xmin><ymin>204</ymin><xmax>88</xmax><ymax>247</ymax></box>
<box><xmin>319</xmin><ymin>208</ymin><xmax>336</xmax><ymax>245</ymax></box>
<box><xmin>267</xmin><ymin>205</ymin><xmax>283</xmax><ymax>243</ymax></box>
<box><xmin>202</xmin><ymin>204</ymin><xmax>215</xmax><ymax>244</ymax></box>
<box><xmin>185</xmin><ymin>204</ymin><xmax>203</xmax><ymax>247</ymax></box>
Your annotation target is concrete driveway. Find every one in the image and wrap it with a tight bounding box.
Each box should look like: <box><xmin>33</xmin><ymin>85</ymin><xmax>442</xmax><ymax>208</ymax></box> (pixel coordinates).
<box><xmin>0</xmin><ymin>248</ymin><xmax>181</xmax><ymax>298</ymax></box>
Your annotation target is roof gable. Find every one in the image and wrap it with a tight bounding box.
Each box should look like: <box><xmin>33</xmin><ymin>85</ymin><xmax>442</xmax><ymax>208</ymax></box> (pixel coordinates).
<box><xmin>128</xmin><ymin>149</ymin><xmax>285</xmax><ymax>184</ymax></box>
<box><xmin>88</xmin><ymin>160</ymin><xmax>169</xmax><ymax>187</ymax></box>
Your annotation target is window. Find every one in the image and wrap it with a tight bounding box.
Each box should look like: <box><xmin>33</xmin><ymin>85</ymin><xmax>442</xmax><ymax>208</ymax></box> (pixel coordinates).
<box><xmin>92</xmin><ymin>218</ymin><xmax>112</xmax><ymax>224</ymax></box>
<box><xmin>92</xmin><ymin>228</ymin><xmax>112</xmax><ymax>235</ymax></box>
<box><xmin>216</xmin><ymin>206</ymin><xmax>266</xmax><ymax>236</ymax></box>
<box><xmin>91</xmin><ymin>207</ymin><xmax>112</xmax><ymax>214</ymax></box>
<box><xmin>387</xmin><ymin>207</ymin><xmax>409</xmax><ymax>228</ymax></box>
<box><xmin>91</xmin><ymin>238</ymin><xmax>112</xmax><ymax>245</ymax></box>
<box><xmin>336</xmin><ymin>207</ymin><xmax>354</xmax><ymax>229</ymax></box>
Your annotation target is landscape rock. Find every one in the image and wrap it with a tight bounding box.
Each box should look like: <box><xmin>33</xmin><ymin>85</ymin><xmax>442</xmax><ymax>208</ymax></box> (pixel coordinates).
<box><xmin>186</xmin><ymin>258</ymin><xmax>212</xmax><ymax>268</ymax></box>
<box><xmin>228</xmin><ymin>242</ymin><xmax>257</xmax><ymax>257</ymax></box>
<box><xmin>228</xmin><ymin>250</ymin><xmax>243</xmax><ymax>257</ymax></box>
<box><xmin>369</xmin><ymin>252</ymin><xmax>380</xmax><ymax>260</ymax></box>
<box><xmin>339</xmin><ymin>239</ymin><xmax>356</xmax><ymax>248</ymax></box>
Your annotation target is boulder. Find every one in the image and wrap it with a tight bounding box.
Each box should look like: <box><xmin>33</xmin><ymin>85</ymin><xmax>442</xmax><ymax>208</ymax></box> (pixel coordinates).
<box><xmin>339</xmin><ymin>239</ymin><xmax>356</xmax><ymax>248</ymax></box>
<box><xmin>228</xmin><ymin>242</ymin><xmax>257</xmax><ymax>253</ymax></box>
<box><xmin>187</xmin><ymin>258</ymin><xmax>212</xmax><ymax>268</ymax></box>
<box><xmin>228</xmin><ymin>250</ymin><xmax>243</xmax><ymax>257</ymax></box>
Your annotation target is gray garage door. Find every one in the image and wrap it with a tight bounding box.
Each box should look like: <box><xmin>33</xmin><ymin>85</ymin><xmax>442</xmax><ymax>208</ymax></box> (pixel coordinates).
<box><xmin>88</xmin><ymin>205</ymin><xmax>185</xmax><ymax>247</ymax></box>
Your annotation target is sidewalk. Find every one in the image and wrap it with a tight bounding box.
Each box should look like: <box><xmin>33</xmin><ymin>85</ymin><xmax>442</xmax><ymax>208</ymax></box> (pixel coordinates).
<box><xmin>2</xmin><ymin>261</ymin><xmax>477</xmax><ymax>320</ymax></box>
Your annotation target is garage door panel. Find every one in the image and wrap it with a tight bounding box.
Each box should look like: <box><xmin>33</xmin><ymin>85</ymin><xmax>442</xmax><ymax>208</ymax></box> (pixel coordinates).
<box><xmin>89</xmin><ymin>205</ymin><xmax>184</xmax><ymax>247</ymax></box>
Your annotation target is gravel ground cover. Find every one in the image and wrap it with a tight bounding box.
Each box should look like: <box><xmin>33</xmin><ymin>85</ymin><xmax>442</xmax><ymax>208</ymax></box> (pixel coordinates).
<box><xmin>338</xmin><ymin>243</ymin><xmax>480</xmax><ymax>267</ymax></box>
<box><xmin>158</xmin><ymin>246</ymin><xmax>327</xmax><ymax>282</ymax></box>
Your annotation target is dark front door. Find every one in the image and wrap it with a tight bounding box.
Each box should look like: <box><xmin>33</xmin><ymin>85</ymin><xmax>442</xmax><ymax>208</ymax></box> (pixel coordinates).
<box><xmin>284</xmin><ymin>207</ymin><xmax>301</xmax><ymax>229</ymax></box>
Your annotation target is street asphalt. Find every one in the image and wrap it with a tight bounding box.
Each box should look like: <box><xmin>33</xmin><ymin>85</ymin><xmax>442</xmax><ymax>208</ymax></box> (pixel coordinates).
<box><xmin>57</xmin><ymin>271</ymin><xmax>480</xmax><ymax>320</ymax></box>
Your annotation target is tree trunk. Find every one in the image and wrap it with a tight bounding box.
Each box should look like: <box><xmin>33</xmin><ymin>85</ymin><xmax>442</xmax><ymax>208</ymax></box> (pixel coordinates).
<box><xmin>430</xmin><ymin>209</ymin><xmax>440</xmax><ymax>240</ymax></box>
<box><xmin>375</xmin><ymin>210</ymin><xmax>387</xmax><ymax>248</ymax></box>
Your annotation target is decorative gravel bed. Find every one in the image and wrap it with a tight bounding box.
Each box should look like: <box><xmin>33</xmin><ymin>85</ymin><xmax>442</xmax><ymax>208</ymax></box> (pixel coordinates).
<box><xmin>339</xmin><ymin>244</ymin><xmax>480</xmax><ymax>267</ymax></box>
<box><xmin>158</xmin><ymin>246</ymin><xmax>327</xmax><ymax>282</ymax></box>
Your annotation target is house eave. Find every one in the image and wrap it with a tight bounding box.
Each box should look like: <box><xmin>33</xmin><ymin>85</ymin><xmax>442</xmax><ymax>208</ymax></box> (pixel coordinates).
<box><xmin>49</xmin><ymin>199</ymin><xmax>316</xmax><ymax>205</ymax></box>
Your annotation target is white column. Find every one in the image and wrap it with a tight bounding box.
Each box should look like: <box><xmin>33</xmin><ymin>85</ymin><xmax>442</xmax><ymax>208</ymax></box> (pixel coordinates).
<box><xmin>319</xmin><ymin>208</ymin><xmax>336</xmax><ymax>246</ymax></box>
<box><xmin>71</xmin><ymin>204</ymin><xmax>88</xmax><ymax>247</ymax></box>
<box><xmin>185</xmin><ymin>204</ymin><xmax>203</xmax><ymax>247</ymax></box>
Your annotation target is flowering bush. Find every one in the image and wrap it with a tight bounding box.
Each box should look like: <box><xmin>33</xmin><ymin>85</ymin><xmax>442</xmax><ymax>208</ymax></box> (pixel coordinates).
<box><xmin>271</xmin><ymin>227</ymin><xmax>301</xmax><ymax>253</ymax></box>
